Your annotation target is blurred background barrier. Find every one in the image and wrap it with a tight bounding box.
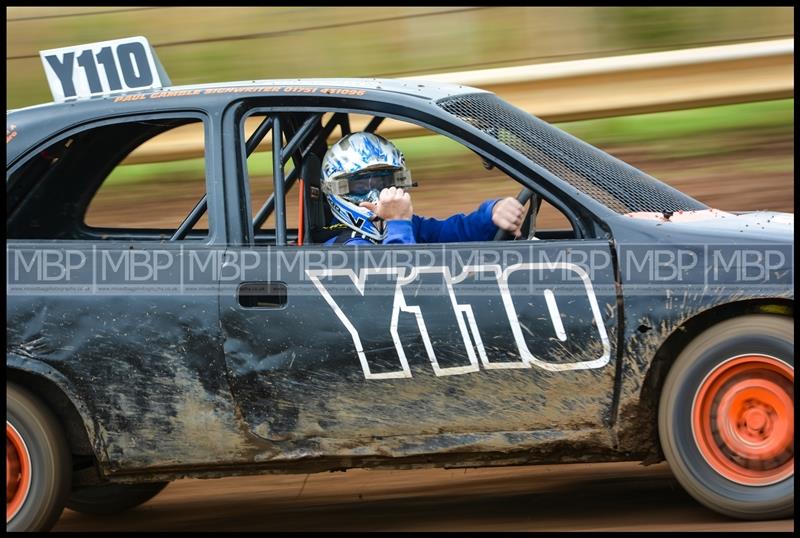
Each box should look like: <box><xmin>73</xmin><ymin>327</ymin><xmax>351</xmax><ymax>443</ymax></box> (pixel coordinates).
<box><xmin>413</xmin><ymin>38</ymin><xmax>794</xmax><ymax>121</ymax></box>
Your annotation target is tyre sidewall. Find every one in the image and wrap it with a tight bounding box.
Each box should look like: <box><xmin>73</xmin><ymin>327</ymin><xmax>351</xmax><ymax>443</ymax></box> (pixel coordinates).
<box><xmin>7</xmin><ymin>383</ymin><xmax>71</xmax><ymax>532</ymax></box>
<box><xmin>659</xmin><ymin>316</ymin><xmax>794</xmax><ymax>520</ymax></box>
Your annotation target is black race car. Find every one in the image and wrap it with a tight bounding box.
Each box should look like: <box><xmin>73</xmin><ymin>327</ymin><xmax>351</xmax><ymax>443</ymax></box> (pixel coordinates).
<box><xmin>6</xmin><ymin>38</ymin><xmax>793</xmax><ymax>531</ymax></box>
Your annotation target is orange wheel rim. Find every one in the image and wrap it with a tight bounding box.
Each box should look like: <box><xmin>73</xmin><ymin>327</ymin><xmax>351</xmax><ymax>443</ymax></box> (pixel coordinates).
<box><xmin>692</xmin><ymin>355</ymin><xmax>794</xmax><ymax>486</ymax></box>
<box><xmin>7</xmin><ymin>422</ymin><xmax>32</xmax><ymax>523</ymax></box>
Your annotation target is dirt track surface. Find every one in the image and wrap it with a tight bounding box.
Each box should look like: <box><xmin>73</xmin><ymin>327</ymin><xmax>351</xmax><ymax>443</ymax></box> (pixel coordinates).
<box><xmin>53</xmin><ymin>462</ymin><xmax>793</xmax><ymax>532</ymax></box>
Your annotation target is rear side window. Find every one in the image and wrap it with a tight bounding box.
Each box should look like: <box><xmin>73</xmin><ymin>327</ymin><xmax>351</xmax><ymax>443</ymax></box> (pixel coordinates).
<box><xmin>7</xmin><ymin>115</ymin><xmax>210</xmax><ymax>241</ymax></box>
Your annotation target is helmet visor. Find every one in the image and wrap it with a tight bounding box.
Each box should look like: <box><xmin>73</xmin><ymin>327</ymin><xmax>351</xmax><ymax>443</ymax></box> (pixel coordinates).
<box><xmin>348</xmin><ymin>170</ymin><xmax>405</xmax><ymax>195</ymax></box>
<box><xmin>323</xmin><ymin>168</ymin><xmax>413</xmax><ymax>197</ymax></box>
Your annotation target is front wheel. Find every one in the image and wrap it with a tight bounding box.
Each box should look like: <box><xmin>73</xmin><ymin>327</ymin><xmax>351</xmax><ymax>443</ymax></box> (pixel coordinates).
<box><xmin>7</xmin><ymin>382</ymin><xmax>72</xmax><ymax>532</ymax></box>
<box><xmin>67</xmin><ymin>482</ymin><xmax>169</xmax><ymax>515</ymax></box>
<box><xmin>659</xmin><ymin>314</ymin><xmax>793</xmax><ymax>520</ymax></box>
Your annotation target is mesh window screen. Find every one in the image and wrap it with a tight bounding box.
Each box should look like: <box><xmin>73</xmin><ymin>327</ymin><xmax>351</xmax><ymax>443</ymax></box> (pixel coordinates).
<box><xmin>437</xmin><ymin>93</ymin><xmax>707</xmax><ymax>214</ymax></box>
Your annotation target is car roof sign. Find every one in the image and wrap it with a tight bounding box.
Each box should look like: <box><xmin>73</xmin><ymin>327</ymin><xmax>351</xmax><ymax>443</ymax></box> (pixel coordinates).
<box><xmin>39</xmin><ymin>36</ymin><xmax>170</xmax><ymax>103</ymax></box>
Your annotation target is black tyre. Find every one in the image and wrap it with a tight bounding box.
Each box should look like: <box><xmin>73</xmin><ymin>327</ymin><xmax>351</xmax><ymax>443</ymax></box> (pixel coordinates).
<box><xmin>7</xmin><ymin>382</ymin><xmax>72</xmax><ymax>532</ymax></box>
<box><xmin>658</xmin><ymin>314</ymin><xmax>793</xmax><ymax>520</ymax></box>
<box><xmin>66</xmin><ymin>482</ymin><xmax>169</xmax><ymax>515</ymax></box>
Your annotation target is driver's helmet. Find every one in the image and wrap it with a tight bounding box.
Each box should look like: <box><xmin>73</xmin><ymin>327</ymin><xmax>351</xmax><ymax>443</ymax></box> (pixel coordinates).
<box><xmin>321</xmin><ymin>132</ymin><xmax>412</xmax><ymax>241</ymax></box>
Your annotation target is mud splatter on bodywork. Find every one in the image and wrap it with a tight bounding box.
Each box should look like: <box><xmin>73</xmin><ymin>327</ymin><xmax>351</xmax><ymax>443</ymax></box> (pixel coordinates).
<box><xmin>614</xmin><ymin>286</ymin><xmax>794</xmax><ymax>459</ymax></box>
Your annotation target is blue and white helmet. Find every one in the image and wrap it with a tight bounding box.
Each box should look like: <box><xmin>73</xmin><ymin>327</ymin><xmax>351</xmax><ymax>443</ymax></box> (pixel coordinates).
<box><xmin>321</xmin><ymin>132</ymin><xmax>412</xmax><ymax>241</ymax></box>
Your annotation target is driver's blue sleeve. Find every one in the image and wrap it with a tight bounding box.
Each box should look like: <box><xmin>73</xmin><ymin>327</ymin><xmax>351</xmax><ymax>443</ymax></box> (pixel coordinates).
<box><xmin>324</xmin><ymin>199</ymin><xmax>500</xmax><ymax>245</ymax></box>
<box><xmin>411</xmin><ymin>198</ymin><xmax>499</xmax><ymax>243</ymax></box>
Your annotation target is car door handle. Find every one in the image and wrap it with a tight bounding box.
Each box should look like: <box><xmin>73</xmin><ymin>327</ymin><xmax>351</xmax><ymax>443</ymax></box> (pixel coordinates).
<box><xmin>237</xmin><ymin>282</ymin><xmax>288</xmax><ymax>308</ymax></box>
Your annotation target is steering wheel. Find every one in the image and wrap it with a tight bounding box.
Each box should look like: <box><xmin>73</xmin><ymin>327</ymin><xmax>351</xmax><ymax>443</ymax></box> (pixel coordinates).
<box><xmin>493</xmin><ymin>187</ymin><xmax>538</xmax><ymax>241</ymax></box>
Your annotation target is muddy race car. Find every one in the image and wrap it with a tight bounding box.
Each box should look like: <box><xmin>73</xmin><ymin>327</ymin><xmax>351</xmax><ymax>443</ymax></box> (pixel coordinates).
<box><xmin>7</xmin><ymin>37</ymin><xmax>793</xmax><ymax>531</ymax></box>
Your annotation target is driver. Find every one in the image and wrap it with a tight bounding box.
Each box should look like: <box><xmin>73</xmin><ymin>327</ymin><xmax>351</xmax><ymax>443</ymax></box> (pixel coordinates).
<box><xmin>320</xmin><ymin>132</ymin><xmax>524</xmax><ymax>245</ymax></box>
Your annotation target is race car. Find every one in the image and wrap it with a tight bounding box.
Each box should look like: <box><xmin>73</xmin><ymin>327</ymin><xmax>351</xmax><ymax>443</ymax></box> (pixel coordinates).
<box><xmin>7</xmin><ymin>37</ymin><xmax>793</xmax><ymax>531</ymax></box>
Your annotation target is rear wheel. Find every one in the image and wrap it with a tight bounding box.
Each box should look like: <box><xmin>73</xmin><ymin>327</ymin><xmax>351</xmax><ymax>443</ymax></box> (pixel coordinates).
<box><xmin>67</xmin><ymin>482</ymin><xmax>169</xmax><ymax>515</ymax></box>
<box><xmin>659</xmin><ymin>315</ymin><xmax>793</xmax><ymax>519</ymax></box>
<box><xmin>7</xmin><ymin>382</ymin><xmax>71</xmax><ymax>531</ymax></box>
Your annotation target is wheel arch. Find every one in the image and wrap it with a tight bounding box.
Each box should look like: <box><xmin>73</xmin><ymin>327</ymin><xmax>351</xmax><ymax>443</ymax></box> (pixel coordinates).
<box><xmin>7</xmin><ymin>355</ymin><xmax>106</xmax><ymax>466</ymax></box>
<box><xmin>619</xmin><ymin>298</ymin><xmax>793</xmax><ymax>460</ymax></box>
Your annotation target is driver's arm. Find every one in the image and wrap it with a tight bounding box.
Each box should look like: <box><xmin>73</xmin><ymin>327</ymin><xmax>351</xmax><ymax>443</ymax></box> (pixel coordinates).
<box><xmin>413</xmin><ymin>198</ymin><xmax>523</xmax><ymax>243</ymax></box>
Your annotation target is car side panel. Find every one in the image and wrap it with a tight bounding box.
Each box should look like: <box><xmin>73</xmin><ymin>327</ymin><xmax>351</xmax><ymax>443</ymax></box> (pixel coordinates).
<box><xmin>610</xmin><ymin>228</ymin><xmax>794</xmax><ymax>456</ymax></box>
<box><xmin>219</xmin><ymin>240</ymin><xmax>620</xmax><ymax>453</ymax></box>
<box><xmin>6</xmin><ymin>241</ymin><xmax>257</xmax><ymax>472</ymax></box>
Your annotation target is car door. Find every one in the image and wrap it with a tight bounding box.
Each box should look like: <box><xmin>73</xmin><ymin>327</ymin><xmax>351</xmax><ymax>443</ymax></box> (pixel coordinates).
<box><xmin>6</xmin><ymin>112</ymin><xmax>235</xmax><ymax>470</ymax></box>
<box><xmin>218</xmin><ymin>105</ymin><xmax>619</xmax><ymax>451</ymax></box>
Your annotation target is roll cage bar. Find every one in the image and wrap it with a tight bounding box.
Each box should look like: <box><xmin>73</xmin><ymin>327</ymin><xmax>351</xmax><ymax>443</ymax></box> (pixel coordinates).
<box><xmin>171</xmin><ymin>111</ymin><xmax>385</xmax><ymax>244</ymax></box>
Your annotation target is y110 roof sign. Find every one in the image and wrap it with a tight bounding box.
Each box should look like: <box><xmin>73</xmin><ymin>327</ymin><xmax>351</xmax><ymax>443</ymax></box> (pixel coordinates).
<box><xmin>39</xmin><ymin>36</ymin><xmax>171</xmax><ymax>103</ymax></box>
